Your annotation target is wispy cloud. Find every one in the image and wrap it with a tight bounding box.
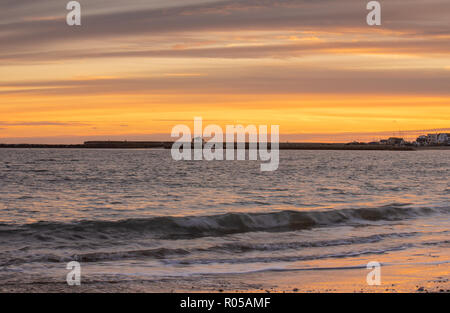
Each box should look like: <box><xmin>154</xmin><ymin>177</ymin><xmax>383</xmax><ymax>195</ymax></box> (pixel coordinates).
<box><xmin>1</xmin><ymin>68</ymin><xmax>449</xmax><ymax>96</ymax></box>
<box><xmin>1</xmin><ymin>0</ymin><xmax>449</xmax><ymax>58</ymax></box>
<box><xmin>0</xmin><ymin>121</ymin><xmax>91</xmax><ymax>126</ymax></box>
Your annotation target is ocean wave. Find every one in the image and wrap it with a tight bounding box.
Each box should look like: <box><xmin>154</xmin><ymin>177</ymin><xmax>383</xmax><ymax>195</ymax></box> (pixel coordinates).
<box><xmin>0</xmin><ymin>247</ymin><xmax>190</xmax><ymax>266</ymax></box>
<box><xmin>201</xmin><ymin>231</ymin><xmax>421</xmax><ymax>253</ymax></box>
<box><xmin>162</xmin><ymin>245</ymin><xmax>413</xmax><ymax>266</ymax></box>
<box><xmin>1</xmin><ymin>204</ymin><xmax>448</xmax><ymax>240</ymax></box>
<box><xmin>72</xmin><ymin>248</ymin><xmax>190</xmax><ymax>263</ymax></box>
<box><xmin>3</xmin><ymin>229</ymin><xmax>437</xmax><ymax>267</ymax></box>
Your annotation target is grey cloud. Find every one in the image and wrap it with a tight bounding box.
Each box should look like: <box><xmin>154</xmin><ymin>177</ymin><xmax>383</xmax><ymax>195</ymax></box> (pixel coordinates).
<box><xmin>1</xmin><ymin>0</ymin><xmax>449</xmax><ymax>57</ymax></box>
<box><xmin>2</xmin><ymin>38</ymin><xmax>450</xmax><ymax>63</ymax></box>
<box><xmin>1</xmin><ymin>67</ymin><xmax>449</xmax><ymax>96</ymax></box>
<box><xmin>0</xmin><ymin>133</ymin><xmax>172</xmax><ymax>144</ymax></box>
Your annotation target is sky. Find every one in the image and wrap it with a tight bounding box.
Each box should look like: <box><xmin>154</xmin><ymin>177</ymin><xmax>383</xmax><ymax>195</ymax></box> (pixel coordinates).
<box><xmin>1</xmin><ymin>0</ymin><xmax>449</xmax><ymax>143</ymax></box>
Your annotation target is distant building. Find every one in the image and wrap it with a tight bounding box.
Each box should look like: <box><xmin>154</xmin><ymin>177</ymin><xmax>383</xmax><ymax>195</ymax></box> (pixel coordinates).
<box><xmin>379</xmin><ymin>139</ymin><xmax>388</xmax><ymax>145</ymax></box>
<box><xmin>426</xmin><ymin>134</ymin><xmax>438</xmax><ymax>145</ymax></box>
<box><xmin>387</xmin><ymin>137</ymin><xmax>405</xmax><ymax>146</ymax></box>
<box><xmin>416</xmin><ymin>135</ymin><xmax>427</xmax><ymax>146</ymax></box>
<box><xmin>437</xmin><ymin>133</ymin><xmax>450</xmax><ymax>145</ymax></box>
<box><xmin>414</xmin><ymin>133</ymin><xmax>449</xmax><ymax>146</ymax></box>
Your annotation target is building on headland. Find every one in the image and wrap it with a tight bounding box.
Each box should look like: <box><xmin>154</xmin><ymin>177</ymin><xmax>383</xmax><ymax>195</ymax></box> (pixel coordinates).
<box><xmin>414</xmin><ymin>133</ymin><xmax>450</xmax><ymax>146</ymax></box>
<box><xmin>387</xmin><ymin>137</ymin><xmax>405</xmax><ymax>146</ymax></box>
<box><xmin>426</xmin><ymin>134</ymin><xmax>438</xmax><ymax>145</ymax></box>
<box><xmin>356</xmin><ymin>137</ymin><xmax>405</xmax><ymax>146</ymax></box>
<box><xmin>416</xmin><ymin>135</ymin><xmax>427</xmax><ymax>145</ymax></box>
<box><xmin>357</xmin><ymin>132</ymin><xmax>450</xmax><ymax>147</ymax></box>
<box><xmin>437</xmin><ymin>133</ymin><xmax>449</xmax><ymax>145</ymax></box>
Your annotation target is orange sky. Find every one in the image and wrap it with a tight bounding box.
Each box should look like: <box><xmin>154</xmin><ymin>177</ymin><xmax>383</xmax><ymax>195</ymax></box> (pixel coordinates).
<box><xmin>1</xmin><ymin>0</ymin><xmax>449</xmax><ymax>143</ymax></box>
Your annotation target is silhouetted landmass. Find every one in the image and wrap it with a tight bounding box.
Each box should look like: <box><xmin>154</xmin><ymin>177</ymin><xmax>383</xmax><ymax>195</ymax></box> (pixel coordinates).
<box><xmin>0</xmin><ymin>141</ymin><xmax>418</xmax><ymax>150</ymax></box>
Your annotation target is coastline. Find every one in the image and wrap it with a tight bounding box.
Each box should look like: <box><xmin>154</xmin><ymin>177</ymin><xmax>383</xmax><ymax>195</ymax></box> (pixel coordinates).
<box><xmin>0</xmin><ymin>142</ymin><xmax>433</xmax><ymax>150</ymax></box>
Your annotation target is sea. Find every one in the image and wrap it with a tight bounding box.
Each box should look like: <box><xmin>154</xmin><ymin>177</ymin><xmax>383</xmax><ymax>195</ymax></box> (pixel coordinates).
<box><xmin>0</xmin><ymin>149</ymin><xmax>448</xmax><ymax>285</ymax></box>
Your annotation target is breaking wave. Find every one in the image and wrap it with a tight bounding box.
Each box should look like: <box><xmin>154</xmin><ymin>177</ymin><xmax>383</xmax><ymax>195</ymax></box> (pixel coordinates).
<box><xmin>2</xmin><ymin>204</ymin><xmax>448</xmax><ymax>240</ymax></box>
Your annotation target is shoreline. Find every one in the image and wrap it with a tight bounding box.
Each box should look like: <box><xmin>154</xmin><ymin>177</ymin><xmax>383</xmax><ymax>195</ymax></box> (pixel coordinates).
<box><xmin>1</xmin><ymin>263</ymin><xmax>448</xmax><ymax>293</ymax></box>
<box><xmin>1</xmin><ymin>142</ymin><xmax>445</xmax><ymax>151</ymax></box>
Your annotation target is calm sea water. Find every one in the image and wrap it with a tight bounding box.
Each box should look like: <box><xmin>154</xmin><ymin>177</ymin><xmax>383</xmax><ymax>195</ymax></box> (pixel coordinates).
<box><xmin>0</xmin><ymin>149</ymin><xmax>448</xmax><ymax>284</ymax></box>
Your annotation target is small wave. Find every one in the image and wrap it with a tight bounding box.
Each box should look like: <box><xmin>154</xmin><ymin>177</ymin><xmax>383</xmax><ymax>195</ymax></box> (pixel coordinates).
<box><xmin>72</xmin><ymin>248</ymin><xmax>190</xmax><ymax>263</ymax></box>
<box><xmin>0</xmin><ymin>231</ymin><xmax>425</xmax><ymax>266</ymax></box>
<box><xmin>26</xmin><ymin>169</ymin><xmax>49</xmax><ymax>173</ymax></box>
<box><xmin>422</xmin><ymin>240</ymin><xmax>450</xmax><ymax>247</ymax></box>
<box><xmin>162</xmin><ymin>245</ymin><xmax>412</xmax><ymax>266</ymax></box>
<box><xmin>201</xmin><ymin>231</ymin><xmax>420</xmax><ymax>253</ymax></box>
<box><xmin>0</xmin><ymin>247</ymin><xmax>190</xmax><ymax>267</ymax></box>
<box><xmin>3</xmin><ymin>204</ymin><xmax>448</xmax><ymax>240</ymax></box>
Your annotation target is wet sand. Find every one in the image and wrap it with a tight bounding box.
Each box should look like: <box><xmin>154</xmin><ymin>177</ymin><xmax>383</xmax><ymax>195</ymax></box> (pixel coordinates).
<box><xmin>1</xmin><ymin>263</ymin><xmax>448</xmax><ymax>293</ymax></box>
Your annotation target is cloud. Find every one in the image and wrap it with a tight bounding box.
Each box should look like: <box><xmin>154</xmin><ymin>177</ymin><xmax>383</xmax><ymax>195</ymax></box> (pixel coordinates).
<box><xmin>0</xmin><ymin>133</ymin><xmax>172</xmax><ymax>144</ymax></box>
<box><xmin>0</xmin><ymin>121</ymin><xmax>91</xmax><ymax>126</ymax></box>
<box><xmin>2</xmin><ymin>37</ymin><xmax>450</xmax><ymax>63</ymax></box>
<box><xmin>1</xmin><ymin>0</ymin><xmax>449</xmax><ymax>58</ymax></box>
<box><xmin>1</xmin><ymin>67</ymin><xmax>449</xmax><ymax>96</ymax></box>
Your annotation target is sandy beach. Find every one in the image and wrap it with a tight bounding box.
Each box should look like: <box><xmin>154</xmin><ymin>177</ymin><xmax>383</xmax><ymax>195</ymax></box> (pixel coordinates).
<box><xmin>1</xmin><ymin>262</ymin><xmax>448</xmax><ymax>293</ymax></box>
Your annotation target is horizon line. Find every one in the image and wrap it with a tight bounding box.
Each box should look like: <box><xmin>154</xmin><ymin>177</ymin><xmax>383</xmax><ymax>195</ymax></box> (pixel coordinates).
<box><xmin>1</xmin><ymin>128</ymin><xmax>450</xmax><ymax>145</ymax></box>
